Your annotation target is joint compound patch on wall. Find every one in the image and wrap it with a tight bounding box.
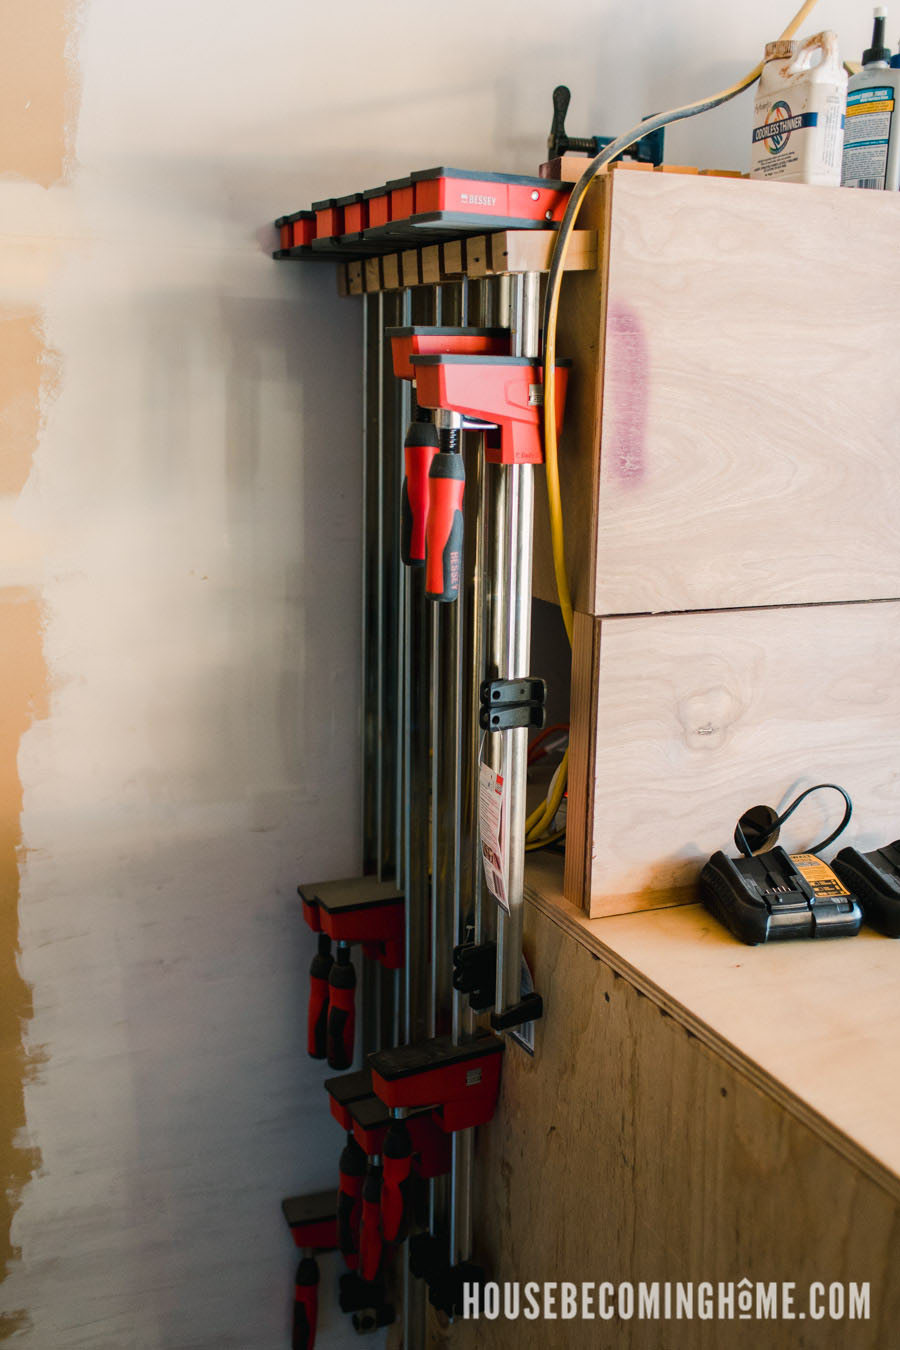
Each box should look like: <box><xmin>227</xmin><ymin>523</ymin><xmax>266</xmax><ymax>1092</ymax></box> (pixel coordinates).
<box><xmin>0</xmin><ymin>0</ymin><xmax>83</xmax><ymax>187</ymax></box>
<box><xmin>0</xmin><ymin>312</ymin><xmax>48</xmax><ymax>498</ymax></box>
<box><xmin>0</xmin><ymin>590</ymin><xmax>48</xmax><ymax>1334</ymax></box>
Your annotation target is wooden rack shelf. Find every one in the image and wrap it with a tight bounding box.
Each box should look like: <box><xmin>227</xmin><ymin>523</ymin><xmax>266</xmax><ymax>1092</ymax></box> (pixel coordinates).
<box><xmin>336</xmin><ymin>228</ymin><xmax>597</xmax><ymax>295</ymax></box>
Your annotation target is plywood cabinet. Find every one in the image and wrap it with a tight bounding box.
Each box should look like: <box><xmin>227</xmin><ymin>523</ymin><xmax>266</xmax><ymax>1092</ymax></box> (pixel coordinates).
<box><xmin>432</xmin><ymin>874</ymin><xmax>900</xmax><ymax>1350</ymax></box>
<box><xmin>536</xmin><ymin>172</ymin><xmax>900</xmax><ymax>916</ymax></box>
<box><xmin>533</xmin><ymin>171</ymin><xmax>900</xmax><ymax>617</ymax></box>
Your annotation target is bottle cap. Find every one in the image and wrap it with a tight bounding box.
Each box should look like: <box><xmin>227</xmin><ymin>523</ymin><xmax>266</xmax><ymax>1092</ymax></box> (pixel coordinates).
<box><xmin>863</xmin><ymin>7</ymin><xmax>890</xmax><ymax>64</ymax></box>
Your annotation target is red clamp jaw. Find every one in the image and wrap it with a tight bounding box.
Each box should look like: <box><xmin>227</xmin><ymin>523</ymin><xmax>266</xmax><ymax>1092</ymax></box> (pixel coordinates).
<box><xmin>298</xmin><ymin>878</ymin><xmax>405</xmax><ymax>970</ymax></box>
<box><xmin>410</xmin><ymin>355</ymin><xmax>570</xmax><ymax>466</ymax></box>
<box><xmin>348</xmin><ymin>1094</ymin><xmax>391</xmax><ymax>1158</ymax></box>
<box><xmin>386</xmin><ymin>326</ymin><xmax>511</xmax><ymax>382</ymax></box>
<box><xmin>282</xmin><ymin>1192</ymin><xmax>339</xmax><ymax>1253</ymax></box>
<box><xmin>368</xmin><ymin>1031</ymin><xmax>504</xmax><ymax>1133</ymax></box>
<box><xmin>325</xmin><ymin>1068</ymin><xmax>374</xmax><ymax>1132</ymax></box>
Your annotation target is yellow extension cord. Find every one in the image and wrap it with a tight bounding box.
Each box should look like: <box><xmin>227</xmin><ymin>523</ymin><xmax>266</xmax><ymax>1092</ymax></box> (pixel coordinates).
<box><xmin>526</xmin><ymin>0</ymin><xmax>822</xmax><ymax>850</ymax></box>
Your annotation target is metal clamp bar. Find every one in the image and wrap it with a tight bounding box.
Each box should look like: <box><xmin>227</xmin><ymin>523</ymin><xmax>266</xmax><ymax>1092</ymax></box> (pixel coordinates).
<box><xmin>494</xmin><ymin>271</ymin><xmax>541</xmax><ymax>1022</ymax></box>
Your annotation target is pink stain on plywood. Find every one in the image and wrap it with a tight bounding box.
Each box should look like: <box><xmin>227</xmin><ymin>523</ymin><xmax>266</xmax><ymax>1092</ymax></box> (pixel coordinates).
<box><xmin>604</xmin><ymin>302</ymin><xmax>648</xmax><ymax>486</ymax></box>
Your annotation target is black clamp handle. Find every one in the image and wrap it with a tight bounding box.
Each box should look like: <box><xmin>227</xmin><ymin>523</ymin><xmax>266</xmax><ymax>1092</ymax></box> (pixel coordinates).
<box><xmin>548</xmin><ymin>84</ymin><xmax>664</xmax><ymax>165</ymax></box>
<box><xmin>491</xmin><ymin>991</ymin><xmax>544</xmax><ymax>1032</ymax></box>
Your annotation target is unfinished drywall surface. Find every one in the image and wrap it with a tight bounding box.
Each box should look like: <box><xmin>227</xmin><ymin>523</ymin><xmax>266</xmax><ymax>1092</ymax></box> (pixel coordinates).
<box><xmin>0</xmin><ymin>1</ymin><xmax>877</xmax><ymax>1347</ymax></box>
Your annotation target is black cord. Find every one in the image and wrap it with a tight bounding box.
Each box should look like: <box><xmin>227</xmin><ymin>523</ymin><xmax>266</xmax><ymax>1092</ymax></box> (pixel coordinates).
<box><xmin>735</xmin><ymin>783</ymin><xmax>853</xmax><ymax>858</ymax></box>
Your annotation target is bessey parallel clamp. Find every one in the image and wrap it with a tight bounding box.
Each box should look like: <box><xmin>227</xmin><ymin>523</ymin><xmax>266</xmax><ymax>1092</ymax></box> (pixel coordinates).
<box><xmin>299</xmin><ymin>879</ymin><xmax>405</xmax><ymax>1070</ymax></box>
<box><xmin>281</xmin><ymin>1191</ymin><xmax>338</xmax><ymax>1350</ymax></box>
<box><xmin>410</xmin><ymin>353</ymin><xmax>569</xmax><ymax>466</ymax></box>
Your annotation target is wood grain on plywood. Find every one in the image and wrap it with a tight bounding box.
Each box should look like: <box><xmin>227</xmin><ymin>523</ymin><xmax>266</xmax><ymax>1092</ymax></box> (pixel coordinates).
<box><xmin>587</xmin><ymin>172</ymin><xmax>900</xmax><ymax>615</ymax></box>
<box><xmin>566</xmin><ymin>600</ymin><xmax>900</xmax><ymax>916</ymax></box>
<box><xmin>528</xmin><ymin>850</ymin><xmax>900</xmax><ymax>1192</ymax></box>
<box><xmin>436</xmin><ymin>896</ymin><xmax>900</xmax><ymax>1350</ymax></box>
<box><xmin>532</xmin><ymin>178</ymin><xmax>610</xmax><ymax>610</ymax></box>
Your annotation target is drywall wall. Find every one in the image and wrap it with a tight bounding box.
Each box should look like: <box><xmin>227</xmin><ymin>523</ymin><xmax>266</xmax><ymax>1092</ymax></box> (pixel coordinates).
<box><xmin>0</xmin><ymin>0</ymin><xmax>877</xmax><ymax>1346</ymax></box>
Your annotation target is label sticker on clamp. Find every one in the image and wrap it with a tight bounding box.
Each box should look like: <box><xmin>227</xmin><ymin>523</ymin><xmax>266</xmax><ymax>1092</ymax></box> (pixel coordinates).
<box><xmin>479</xmin><ymin>763</ymin><xmax>508</xmax><ymax>911</ymax></box>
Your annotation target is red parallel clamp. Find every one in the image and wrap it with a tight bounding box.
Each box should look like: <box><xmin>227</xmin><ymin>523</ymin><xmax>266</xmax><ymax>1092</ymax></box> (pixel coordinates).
<box><xmin>311</xmin><ymin>197</ymin><xmax>344</xmax><ymax>241</ymax></box>
<box><xmin>385</xmin><ymin>326</ymin><xmax>511</xmax><ymax>382</ymax></box>
<box><xmin>348</xmin><ymin>1094</ymin><xmax>392</xmax><ymax>1158</ymax></box>
<box><xmin>282</xmin><ymin>1193</ymin><xmax>337</xmax><ymax>1350</ymax></box>
<box><xmin>363</xmin><ymin>185</ymin><xmax>390</xmax><ymax>228</ymax></box>
<box><xmin>410</xmin><ymin>166</ymin><xmax>571</xmax><ymax>226</ymax></box>
<box><xmin>297</xmin><ymin>883</ymin><xmax>323</xmax><ymax>932</ymax></box>
<box><xmin>410</xmin><ymin>354</ymin><xmax>570</xmax><ymax>467</ymax></box>
<box><xmin>282</xmin><ymin>1191</ymin><xmax>338</xmax><ymax>1253</ymax></box>
<box><xmin>368</xmin><ymin>1031</ymin><xmax>504</xmax><ymax>1134</ymax></box>
<box><xmin>297</xmin><ymin>878</ymin><xmax>405</xmax><ymax>970</ymax></box>
<box><xmin>325</xmin><ymin>1068</ymin><xmax>373</xmax><ymax>1132</ymax></box>
<box><xmin>274</xmin><ymin>210</ymin><xmax>316</xmax><ymax>252</ymax></box>
<box><xmin>336</xmin><ymin>191</ymin><xmax>367</xmax><ymax>235</ymax></box>
<box><xmin>386</xmin><ymin>175</ymin><xmax>414</xmax><ymax>222</ymax></box>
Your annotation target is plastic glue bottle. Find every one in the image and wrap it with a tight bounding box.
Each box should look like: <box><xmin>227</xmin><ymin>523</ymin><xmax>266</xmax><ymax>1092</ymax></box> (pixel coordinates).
<box><xmin>751</xmin><ymin>31</ymin><xmax>846</xmax><ymax>185</ymax></box>
<box><xmin>842</xmin><ymin>7</ymin><xmax>900</xmax><ymax>189</ymax></box>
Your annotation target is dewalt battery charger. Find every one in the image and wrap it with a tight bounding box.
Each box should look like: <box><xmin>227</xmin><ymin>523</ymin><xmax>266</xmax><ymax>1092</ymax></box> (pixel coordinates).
<box><xmin>698</xmin><ymin>784</ymin><xmax>862</xmax><ymax>946</ymax></box>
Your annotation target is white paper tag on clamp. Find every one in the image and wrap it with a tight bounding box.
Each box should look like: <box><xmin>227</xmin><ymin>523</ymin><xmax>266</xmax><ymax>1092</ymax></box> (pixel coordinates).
<box><xmin>478</xmin><ymin>762</ymin><xmax>509</xmax><ymax>913</ymax></box>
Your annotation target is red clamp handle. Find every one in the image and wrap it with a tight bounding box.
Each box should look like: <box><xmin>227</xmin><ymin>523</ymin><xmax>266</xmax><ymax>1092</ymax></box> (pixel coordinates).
<box><xmin>292</xmin><ymin>1256</ymin><xmax>319</xmax><ymax>1350</ymax></box>
<box><xmin>381</xmin><ymin>1119</ymin><xmax>414</xmax><ymax>1242</ymax></box>
<box><xmin>359</xmin><ymin>1162</ymin><xmax>384</xmax><ymax>1283</ymax></box>
<box><xmin>338</xmin><ymin>1135</ymin><xmax>367</xmax><ymax>1270</ymax></box>
<box><xmin>307</xmin><ymin>934</ymin><xmax>332</xmax><ymax>1059</ymax></box>
<box><xmin>402</xmin><ymin>422</ymin><xmax>438</xmax><ymax>565</ymax></box>
<box><xmin>425</xmin><ymin>452</ymin><xmax>465</xmax><ymax>602</ymax></box>
<box><xmin>327</xmin><ymin>946</ymin><xmax>356</xmax><ymax>1071</ymax></box>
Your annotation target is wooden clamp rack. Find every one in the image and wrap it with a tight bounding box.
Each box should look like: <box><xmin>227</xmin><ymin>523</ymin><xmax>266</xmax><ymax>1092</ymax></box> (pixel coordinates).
<box><xmin>335</xmin><ymin>228</ymin><xmax>597</xmax><ymax>295</ymax></box>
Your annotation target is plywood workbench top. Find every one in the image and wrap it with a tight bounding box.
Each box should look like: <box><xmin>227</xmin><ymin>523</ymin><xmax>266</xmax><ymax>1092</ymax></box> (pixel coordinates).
<box><xmin>524</xmin><ymin>851</ymin><xmax>900</xmax><ymax>1199</ymax></box>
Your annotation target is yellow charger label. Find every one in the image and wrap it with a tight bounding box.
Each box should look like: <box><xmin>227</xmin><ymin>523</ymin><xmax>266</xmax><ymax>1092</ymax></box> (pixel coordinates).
<box><xmin>790</xmin><ymin>853</ymin><xmax>850</xmax><ymax>899</ymax></box>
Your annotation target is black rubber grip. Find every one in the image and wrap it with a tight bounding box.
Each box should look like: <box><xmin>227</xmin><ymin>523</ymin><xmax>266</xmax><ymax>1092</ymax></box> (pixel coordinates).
<box><xmin>425</xmin><ymin>452</ymin><xmax>465</xmax><ymax>602</ymax></box>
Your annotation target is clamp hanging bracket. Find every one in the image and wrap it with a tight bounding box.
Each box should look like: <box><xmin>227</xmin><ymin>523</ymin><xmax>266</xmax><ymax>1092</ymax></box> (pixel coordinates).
<box><xmin>479</xmin><ymin>677</ymin><xmax>546</xmax><ymax>732</ymax></box>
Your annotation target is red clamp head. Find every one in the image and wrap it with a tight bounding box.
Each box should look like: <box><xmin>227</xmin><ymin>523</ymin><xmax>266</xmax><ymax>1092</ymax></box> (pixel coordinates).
<box><xmin>369</xmin><ymin>1032</ymin><xmax>504</xmax><ymax>1133</ymax></box>
<box><xmin>325</xmin><ymin>1068</ymin><xmax>373</xmax><ymax>1132</ymax></box>
<box><xmin>410</xmin><ymin>355</ymin><xmax>570</xmax><ymax>465</ymax></box>
<box><xmin>386</xmin><ymin>327</ymin><xmax>511</xmax><ymax>382</ymax></box>
<box><xmin>299</xmin><ymin>878</ymin><xmax>405</xmax><ymax>970</ymax></box>
<box><xmin>282</xmin><ymin>1192</ymin><xmax>338</xmax><ymax>1252</ymax></box>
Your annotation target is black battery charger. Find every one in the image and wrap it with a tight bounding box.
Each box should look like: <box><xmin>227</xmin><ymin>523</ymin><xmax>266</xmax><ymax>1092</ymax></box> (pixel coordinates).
<box><xmin>832</xmin><ymin>841</ymin><xmax>900</xmax><ymax>938</ymax></box>
<box><xmin>697</xmin><ymin>784</ymin><xmax>862</xmax><ymax>946</ymax></box>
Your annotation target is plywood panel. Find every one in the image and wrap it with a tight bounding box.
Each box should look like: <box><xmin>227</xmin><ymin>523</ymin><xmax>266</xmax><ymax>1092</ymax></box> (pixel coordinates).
<box><xmin>433</xmin><ymin>902</ymin><xmax>900</xmax><ymax>1350</ymax></box>
<box><xmin>586</xmin><ymin>172</ymin><xmax>900</xmax><ymax>615</ymax></box>
<box><xmin>528</xmin><ymin>851</ymin><xmax>900</xmax><ymax>1187</ymax></box>
<box><xmin>566</xmin><ymin>600</ymin><xmax>900</xmax><ymax>917</ymax></box>
<box><xmin>532</xmin><ymin>180</ymin><xmax>609</xmax><ymax>612</ymax></box>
